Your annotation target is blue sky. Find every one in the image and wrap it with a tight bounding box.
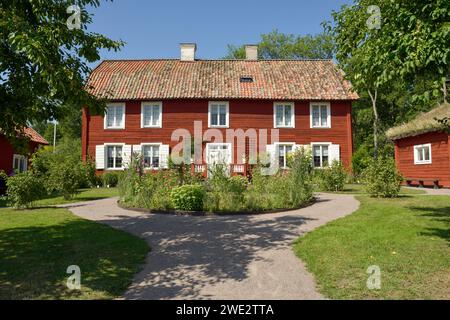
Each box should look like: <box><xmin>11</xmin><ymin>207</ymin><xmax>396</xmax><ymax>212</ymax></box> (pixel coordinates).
<box><xmin>87</xmin><ymin>0</ymin><xmax>353</xmax><ymax>62</ymax></box>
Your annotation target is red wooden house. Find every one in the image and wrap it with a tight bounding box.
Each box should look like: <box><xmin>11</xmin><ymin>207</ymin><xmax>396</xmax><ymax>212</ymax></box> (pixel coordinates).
<box><xmin>0</xmin><ymin>127</ymin><xmax>49</xmax><ymax>175</ymax></box>
<box><xmin>387</xmin><ymin>103</ymin><xmax>450</xmax><ymax>188</ymax></box>
<box><xmin>82</xmin><ymin>44</ymin><xmax>358</xmax><ymax>176</ymax></box>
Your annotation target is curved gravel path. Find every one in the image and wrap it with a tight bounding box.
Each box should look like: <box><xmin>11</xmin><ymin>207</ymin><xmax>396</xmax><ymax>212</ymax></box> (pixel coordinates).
<box><xmin>63</xmin><ymin>193</ymin><xmax>359</xmax><ymax>300</ymax></box>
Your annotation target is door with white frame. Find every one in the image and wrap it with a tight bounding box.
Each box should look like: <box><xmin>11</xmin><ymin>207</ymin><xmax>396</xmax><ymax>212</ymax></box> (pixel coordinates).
<box><xmin>206</xmin><ymin>143</ymin><xmax>231</xmax><ymax>177</ymax></box>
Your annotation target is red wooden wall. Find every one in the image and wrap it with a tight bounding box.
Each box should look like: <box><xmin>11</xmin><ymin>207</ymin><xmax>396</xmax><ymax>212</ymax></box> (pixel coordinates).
<box><xmin>0</xmin><ymin>136</ymin><xmax>41</xmax><ymax>175</ymax></box>
<box><xmin>82</xmin><ymin>99</ymin><xmax>354</xmax><ymax>169</ymax></box>
<box><xmin>394</xmin><ymin>131</ymin><xmax>450</xmax><ymax>188</ymax></box>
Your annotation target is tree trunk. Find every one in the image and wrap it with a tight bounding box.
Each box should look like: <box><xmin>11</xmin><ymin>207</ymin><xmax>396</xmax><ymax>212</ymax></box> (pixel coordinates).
<box><xmin>368</xmin><ymin>88</ymin><xmax>379</xmax><ymax>159</ymax></box>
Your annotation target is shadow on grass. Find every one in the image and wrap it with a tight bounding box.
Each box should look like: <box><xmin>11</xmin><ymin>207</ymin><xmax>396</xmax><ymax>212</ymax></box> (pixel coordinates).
<box><xmin>0</xmin><ymin>209</ymin><xmax>148</xmax><ymax>300</ymax></box>
<box><xmin>89</xmin><ymin>210</ymin><xmax>316</xmax><ymax>299</ymax></box>
<box><xmin>407</xmin><ymin>205</ymin><xmax>450</xmax><ymax>244</ymax></box>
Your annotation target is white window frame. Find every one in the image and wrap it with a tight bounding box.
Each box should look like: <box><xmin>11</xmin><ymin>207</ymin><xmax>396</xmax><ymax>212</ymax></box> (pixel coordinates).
<box><xmin>273</xmin><ymin>102</ymin><xmax>295</xmax><ymax>128</ymax></box>
<box><xmin>105</xmin><ymin>143</ymin><xmax>125</xmax><ymax>170</ymax></box>
<box><xmin>12</xmin><ymin>154</ymin><xmax>27</xmax><ymax>172</ymax></box>
<box><xmin>311</xmin><ymin>142</ymin><xmax>332</xmax><ymax>168</ymax></box>
<box><xmin>274</xmin><ymin>142</ymin><xmax>295</xmax><ymax>169</ymax></box>
<box><xmin>206</xmin><ymin>143</ymin><xmax>232</xmax><ymax>164</ymax></box>
<box><xmin>141</xmin><ymin>143</ymin><xmax>163</xmax><ymax>170</ymax></box>
<box><xmin>104</xmin><ymin>103</ymin><xmax>126</xmax><ymax>129</ymax></box>
<box><xmin>141</xmin><ymin>102</ymin><xmax>162</xmax><ymax>128</ymax></box>
<box><xmin>208</xmin><ymin>101</ymin><xmax>229</xmax><ymax>128</ymax></box>
<box><xmin>414</xmin><ymin>143</ymin><xmax>432</xmax><ymax>165</ymax></box>
<box><xmin>310</xmin><ymin>102</ymin><xmax>331</xmax><ymax>128</ymax></box>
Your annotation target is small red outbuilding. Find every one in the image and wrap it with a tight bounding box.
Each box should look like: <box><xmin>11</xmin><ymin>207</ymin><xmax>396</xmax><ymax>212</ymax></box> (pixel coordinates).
<box><xmin>0</xmin><ymin>127</ymin><xmax>49</xmax><ymax>175</ymax></box>
<box><xmin>387</xmin><ymin>103</ymin><xmax>450</xmax><ymax>188</ymax></box>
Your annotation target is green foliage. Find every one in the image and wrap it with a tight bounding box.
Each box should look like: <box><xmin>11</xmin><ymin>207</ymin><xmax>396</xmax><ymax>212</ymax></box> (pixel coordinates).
<box><xmin>32</xmin><ymin>138</ymin><xmax>94</xmax><ymax>199</ymax></box>
<box><xmin>5</xmin><ymin>172</ymin><xmax>45</xmax><ymax>209</ymax></box>
<box><xmin>351</xmin><ymin>145</ymin><xmax>372</xmax><ymax>179</ymax></box>
<box><xmin>362</xmin><ymin>157</ymin><xmax>403</xmax><ymax>198</ymax></box>
<box><xmin>170</xmin><ymin>185</ymin><xmax>205</xmax><ymax>211</ymax></box>
<box><xmin>0</xmin><ymin>0</ymin><xmax>123</xmax><ymax>140</ymax></box>
<box><xmin>316</xmin><ymin>161</ymin><xmax>348</xmax><ymax>192</ymax></box>
<box><xmin>102</xmin><ymin>171</ymin><xmax>121</xmax><ymax>188</ymax></box>
<box><xmin>225</xmin><ymin>29</ymin><xmax>334</xmax><ymax>59</ymax></box>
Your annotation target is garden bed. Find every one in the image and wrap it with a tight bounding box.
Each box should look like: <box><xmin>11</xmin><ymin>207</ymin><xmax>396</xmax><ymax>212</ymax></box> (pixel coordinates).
<box><xmin>117</xmin><ymin>198</ymin><xmax>316</xmax><ymax>216</ymax></box>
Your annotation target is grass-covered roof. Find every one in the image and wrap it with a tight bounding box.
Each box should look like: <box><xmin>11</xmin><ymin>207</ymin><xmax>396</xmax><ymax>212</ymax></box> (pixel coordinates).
<box><xmin>386</xmin><ymin>103</ymin><xmax>450</xmax><ymax>140</ymax></box>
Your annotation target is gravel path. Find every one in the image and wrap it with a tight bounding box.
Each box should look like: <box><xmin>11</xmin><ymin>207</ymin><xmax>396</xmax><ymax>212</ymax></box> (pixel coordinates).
<box><xmin>404</xmin><ymin>186</ymin><xmax>450</xmax><ymax>196</ymax></box>
<box><xmin>63</xmin><ymin>193</ymin><xmax>359</xmax><ymax>300</ymax></box>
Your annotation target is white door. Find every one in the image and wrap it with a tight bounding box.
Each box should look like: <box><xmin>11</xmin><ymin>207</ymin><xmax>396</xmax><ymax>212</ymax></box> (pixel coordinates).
<box><xmin>207</xmin><ymin>144</ymin><xmax>231</xmax><ymax>177</ymax></box>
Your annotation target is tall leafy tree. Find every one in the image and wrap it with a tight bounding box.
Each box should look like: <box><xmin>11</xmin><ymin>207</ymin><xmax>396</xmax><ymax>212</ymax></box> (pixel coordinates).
<box><xmin>328</xmin><ymin>0</ymin><xmax>449</xmax><ymax>157</ymax></box>
<box><xmin>225</xmin><ymin>29</ymin><xmax>334</xmax><ymax>59</ymax></box>
<box><xmin>0</xmin><ymin>0</ymin><xmax>123</xmax><ymax>141</ymax></box>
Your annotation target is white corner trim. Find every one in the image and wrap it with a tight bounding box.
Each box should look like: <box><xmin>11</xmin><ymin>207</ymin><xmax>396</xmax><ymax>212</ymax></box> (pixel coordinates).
<box><xmin>104</xmin><ymin>102</ymin><xmax>126</xmax><ymax>130</ymax></box>
<box><xmin>273</xmin><ymin>102</ymin><xmax>295</xmax><ymax>128</ymax></box>
<box><xmin>208</xmin><ymin>101</ymin><xmax>230</xmax><ymax>128</ymax></box>
<box><xmin>141</xmin><ymin>101</ymin><xmax>163</xmax><ymax>128</ymax></box>
<box><xmin>310</xmin><ymin>102</ymin><xmax>331</xmax><ymax>129</ymax></box>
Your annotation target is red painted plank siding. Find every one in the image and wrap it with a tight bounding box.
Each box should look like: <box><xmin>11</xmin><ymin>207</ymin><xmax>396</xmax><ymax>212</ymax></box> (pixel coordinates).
<box><xmin>0</xmin><ymin>136</ymin><xmax>42</xmax><ymax>175</ymax></box>
<box><xmin>83</xmin><ymin>99</ymin><xmax>353</xmax><ymax>170</ymax></box>
<box><xmin>394</xmin><ymin>131</ymin><xmax>450</xmax><ymax>188</ymax></box>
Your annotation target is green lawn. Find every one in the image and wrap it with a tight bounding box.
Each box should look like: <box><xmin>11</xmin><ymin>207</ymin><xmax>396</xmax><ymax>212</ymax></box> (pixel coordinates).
<box><xmin>0</xmin><ymin>188</ymin><xmax>118</xmax><ymax>208</ymax></box>
<box><xmin>0</xmin><ymin>207</ymin><xmax>148</xmax><ymax>299</ymax></box>
<box><xmin>319</xmin><ymin>183</ymin><xmax>426</xmax><ymax>195</ymax></box>
<box><xmin>294</xmin><ymin>194</ymin><xmax>450</xmax><ymax>299</ymax></box>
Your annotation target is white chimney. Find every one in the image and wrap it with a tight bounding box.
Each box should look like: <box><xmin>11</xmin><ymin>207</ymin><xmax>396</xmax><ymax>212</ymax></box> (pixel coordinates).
<box><xmin>180</xmin><ymin>43</ymin><xmax>197</xmax><ymax>61</ymax></box>
<box><xmin>245</xmin><ymin>45</ymin><xmax>258</xmax><ymax>61</ymax></box>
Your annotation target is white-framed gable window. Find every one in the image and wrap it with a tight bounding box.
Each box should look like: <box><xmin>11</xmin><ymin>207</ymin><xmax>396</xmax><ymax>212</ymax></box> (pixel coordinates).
<box><xmin>141</xmin><ymin>102</ymin><xmax>162</xmax><ymax>128</ymax></box>
<box><xmin>208</xmin><ymin>102</ymin><xmax>229</xmax><ymax>128</ymax></box>
<box><xmin>142</xmin><ymin>144</ymin><xmax>160</xmax><ymax>169</ymax></box>
<box><xmin>274</xmin><ymin>102</ymin><xmax>295</xmax><ymax>128</ymax></box>
<box><xmin>13</xmin><ymin>154</ymin><xmax>27</xmax><ymax>173</ymax></box>
<box><xmin>310</xmin><ymin>102</ymin><xmax>331</xmax><ymax>128</ymax></box>
<box><xmin>104</xmin><ymin>103</ymin><xmax>125</xmax><ymax>129</ymax></box>
<box><xmin>276</xmin><ymin>143</ymin><xmax>294</xmax><ymax>169</ymax></box>
<box><xmin>414</xmin><ymin>144</ymin><xmax>432</xmax><ymax>165</ymax></box>
<box><xmin>106</xmin><ymin>145</ymin><xmax>123</xmax><ymax>169</ymax></box>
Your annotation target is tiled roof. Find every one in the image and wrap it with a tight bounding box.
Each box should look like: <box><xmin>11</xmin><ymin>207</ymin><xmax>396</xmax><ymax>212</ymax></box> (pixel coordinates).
<box><xmin>86</xmin><ymin>59</ymin><xmax>358</xmax><ymax>101</ymax></box>
<box><xmin>24</xmin><ymin>127</ymin><xmax>49</xmax><ymax>145</ymax></box>
<box><xmin>386</xmin><ymin>103</ymin><xmax>450</xmax><ymax>140</ymax></box>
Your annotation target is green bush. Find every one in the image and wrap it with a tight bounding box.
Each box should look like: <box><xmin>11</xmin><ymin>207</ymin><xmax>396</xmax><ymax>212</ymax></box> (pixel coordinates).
<box><xmin>47</xmin><ymin>160</ymin><xmax>90</xmax><ymax>200</ymax></box>
<box><xmin>316</xmin><ymin>160</ymin><xmax>348</xmax><ymax>192</ymax></box>
<box><xmin>102</xmin><ymin>171</ymin><xmax>121</xmax><ymax>188</ymax></box>
<box><xmin>170</xmin><ymin>184</ymin><xmax>205</xmax><ymax>211</ymax></box>
<box><xmin>6</xmin><ymin>172</ymin><xmax>45</xmax><ymax>208</ymax></box>
<box><xmin>287</xmin><ymin>147</ymin><xmax>314</xmax><ymax>206</ymax></box>
<box><xmin>362</xmin><ymin>157</ymin><xmax>403</xmax><ymax>198</ymax></box>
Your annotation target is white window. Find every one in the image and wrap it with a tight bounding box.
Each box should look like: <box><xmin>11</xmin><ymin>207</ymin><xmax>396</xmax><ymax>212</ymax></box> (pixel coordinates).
<box><xmin>310</xmin><ymin>102</ymin><xmax>331</xmax><ymax>128</ymax></box>
<box><xmin>141</xmin><ymin>102</ymin><xmax>162</xmax><ymax>128</ymax></box>
<box><xmin>206</xmin><ymin>143</ymin><xmax>232</xmax><ymax>164</ymax></box>
<box><xmin>274</xmin><ymin>102</ymin><xmax>295</xmax><ymax>128</ymax></box>
<box><xmin>277</xmin><ymin>144</ymin><xmax>294</xmax><ymax>169</ymax></box>
<box><xmin>414</xmin><ymin>144</ymin><xmax>432</xmax><ymax>164</ymax></box>
<box><xmin>208</xmin><ymin>102</ymin><xmax>229</xmax><ymax>128</ymax></box>
<box><xmin>312</xmin><ymin>144</ymin><xmax>329</xmax><ymax>168</ymax></box>
<box><xmin>142</xmin><ymin>145</ymin><xmax>160</xmax><ymax>169</ymax></box>
<box><xmin>106</xmin><ymin>145</ymin><xmax>123</xmax><ymax>169</ymax></box>
<box><xmin>13</xmin><ymin>154</ymin><xmax>27</xmax><ymax>173</ymax></box>
<box><xmin>105</xmin><ymin>104</ymin><xmax>125</xmax><ymax>129</ymax></box>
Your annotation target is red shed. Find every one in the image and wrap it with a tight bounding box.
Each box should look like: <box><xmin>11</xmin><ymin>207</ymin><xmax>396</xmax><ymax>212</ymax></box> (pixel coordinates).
<box><xmin>387</xmin><ymin>103</ymin><xmax>450</xmax><ymax>188</ymax></box>
<box><xmin>0</xmin><ymin>127</ymin><xmax>49</xmax><ymax>175</ymax></box>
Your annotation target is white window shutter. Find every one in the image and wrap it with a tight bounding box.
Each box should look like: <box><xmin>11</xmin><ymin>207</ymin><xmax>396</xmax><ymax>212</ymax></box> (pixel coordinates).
<box><xmin>95</xmin><ymin>145</ymin><xmax>105</xmax><ymax>169</ymax></box>
<box><xmin>123</xmin><ymin>145</ymin><xmax>132</xmax><ymax>168</ymax></box>
<box><xmin>329</xmin><ymin>144</ymin><xmax>340</xmax><ymax>164</ymax></box>
<box><xmin>133</xmin><ymin>145</ymin><xmax>142</xmax><ymax>155</ymax></box>
<box><xmin>160</xmin><ymin>144</ymin><xmax>170</xmax><ymax>169</ymax></box>
<box><xmin>266</xmin><ymin>144</ymin><xmax>276</xmax><ymax>166</ymax></box>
